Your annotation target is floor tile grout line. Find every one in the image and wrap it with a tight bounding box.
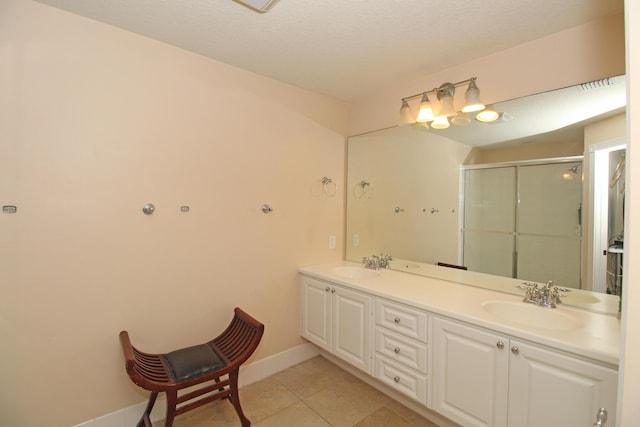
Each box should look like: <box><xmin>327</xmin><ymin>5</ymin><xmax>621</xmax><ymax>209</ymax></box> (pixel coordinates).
<box><xmin>268</xmin><ymin>364</ymin><xmax>358</xmax><ymax>427</ymax></box>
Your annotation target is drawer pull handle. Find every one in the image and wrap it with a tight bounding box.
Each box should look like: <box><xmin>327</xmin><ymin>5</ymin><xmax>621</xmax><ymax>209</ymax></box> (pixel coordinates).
<box><xmin>394</xmin><ymin>347</ymin><xmax>401</xmax><ymax>354</ymax></box>
<box><xmin>393</xmin><ymin>376</ymin><xmax>400</xmax><ymax>383</ymax></box>
<box><xmin>394</xmin><ymin>317</ymin><xmax>401</xmax><ymax>323</ymax></box>
<box><xmin>496</xmin><ymin>341</ymin><xmax>504</xmax><ymax>350</ymax></box>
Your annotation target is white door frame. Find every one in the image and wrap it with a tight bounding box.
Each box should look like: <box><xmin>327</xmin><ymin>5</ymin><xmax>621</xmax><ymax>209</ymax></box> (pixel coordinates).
<box><xmin>588</xmin><ymin>137</ymin><xmax>626</xmax><ymax>293</ymax></box>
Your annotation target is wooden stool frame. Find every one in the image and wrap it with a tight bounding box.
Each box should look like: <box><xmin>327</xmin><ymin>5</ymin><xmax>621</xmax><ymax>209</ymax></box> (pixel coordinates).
<box><xmin>120</xmin><ymin>307</ymin><xmax>264</xmax><ymax>427</ymax></box>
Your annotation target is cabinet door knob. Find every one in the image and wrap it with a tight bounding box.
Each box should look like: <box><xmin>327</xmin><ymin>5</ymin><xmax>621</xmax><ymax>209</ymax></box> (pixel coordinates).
<box><xmin>496</xmin><ymin>341</ymin><xmax>504</xmax><ymax>350</ymax></box>
<box><xmin>394</xmin><ymin>347</ymin><xmax>401</xmax><ymax>353</ymax></box>
<box><xmin>393</xmin><ymin>376</ymin><xmax>400</xmax><ymax>383</ymax></box>
<box><xmin>331</xmin><ymin>288</ymin><xmax>336</xmax><ymax>293</ymax></box>
<box><xmin>325</xmin><ymin>287</ymin><xmax>331</xmax><ymax>292</ymax></box>
<box><xmin>511</xmin><ymin>346</ymin><xmax>519</xmax><ymax>355</ymax></box>
<box><xmin>394</xmin><ymin>317</ymin><xmax>401</xmax><ymax>323</ymax></box>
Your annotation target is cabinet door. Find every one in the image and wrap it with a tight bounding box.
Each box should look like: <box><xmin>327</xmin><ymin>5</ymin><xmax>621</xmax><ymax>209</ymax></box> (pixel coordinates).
<box><xmin>432</xmin><ymin>317</ymin><xmax>509</xmax><ymax>427</ymax></box>
<box><xmin>508</xmin><ymin>340</ymin><xmax>618</xmax><ymax>427</ymax></box>
<box><xmin>333</xmin><ymin>286</ymin><xmax>372</xmax><ymax>374</ymax></box>
<box><xmin>301</xmin><ymin>277</ymin><xmax>331</xmax><ymax>350</ymax></box>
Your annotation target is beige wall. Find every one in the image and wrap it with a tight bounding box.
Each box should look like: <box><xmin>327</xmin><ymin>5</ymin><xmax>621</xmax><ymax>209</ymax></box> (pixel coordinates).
<box><xmin>3</xmin><ymin>1</ymin><xmax>637</xmax><ymax>426</ymax></box>
<box><xmin>0</xmin><ymin>1</ymin><xmax>347</xmax><ymax>426</ymax></box>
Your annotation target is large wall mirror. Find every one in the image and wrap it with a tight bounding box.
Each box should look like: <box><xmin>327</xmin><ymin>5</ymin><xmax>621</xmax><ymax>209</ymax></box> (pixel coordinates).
<box><xmin>346</xmin><ymin>75</ymin><xmax>626</xmax><ymax>314</ymax></box>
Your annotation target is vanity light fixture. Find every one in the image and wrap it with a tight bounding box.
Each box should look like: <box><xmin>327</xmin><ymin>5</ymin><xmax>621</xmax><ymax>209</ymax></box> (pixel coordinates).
<box><xmin>475</xmin><ymin>105</ymin><xmax>500</xmax><ymax>122</ymax></box>
<box><xmin>451</xmin><ymin>112</ymin><xmax>472</xmax><ymax>126</ymax></box>
<box><xmin>398</xmin><ymin>77</ymin><xmax>498</xmax><ymax>128</ymax></box>
<box><xmin>461</xmin><ymin>79</ymin><xmax>485</xmax><ymax>113</ymax></box>
<box><xmin>437</xmin><ymin>83</ymin><xmax>457</xmax><ymax>117</ymax></box>
<box><xmin>431</xmin><ymin>115</ymin><xmax>451</xmax><ymax>129</ymax></box>
<box><xmin>399</xmin><ymin>100</ymin><xmax>415</xmax><ymax>126</ymax></box>
<box><xmin>232</xmin><ymin>0</ymin><xmax>280</xmax><ymax>13</ymax></box>
<box><xmin>416</xmin><ymin>93</ymin><xmax>435</xmax><ymax>123</ymax></box>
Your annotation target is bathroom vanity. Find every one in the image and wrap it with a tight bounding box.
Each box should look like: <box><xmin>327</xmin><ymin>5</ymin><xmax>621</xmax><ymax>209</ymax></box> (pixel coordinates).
<box><xmin>299</xmin><ymin>261</ymin><xmax>619</xmax><ymax>427</ymax></box>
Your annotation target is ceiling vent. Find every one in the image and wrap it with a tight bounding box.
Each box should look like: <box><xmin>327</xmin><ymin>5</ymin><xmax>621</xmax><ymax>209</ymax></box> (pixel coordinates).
<box><xmin>232</xmin><ymin>0</ymin><xmax>280</xmax><ymax>13</ymax></box>
<box><xmin>577</xmin><ymin>78</ymin><xmax>615</xmax><ymax>91</ymax></box>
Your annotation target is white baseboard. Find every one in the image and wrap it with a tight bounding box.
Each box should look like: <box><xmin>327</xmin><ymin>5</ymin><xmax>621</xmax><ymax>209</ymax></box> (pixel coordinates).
<box><xmin>73</xmin><ymin>343</ymin><xmax>320</xmax><ymax>427</ymax></box>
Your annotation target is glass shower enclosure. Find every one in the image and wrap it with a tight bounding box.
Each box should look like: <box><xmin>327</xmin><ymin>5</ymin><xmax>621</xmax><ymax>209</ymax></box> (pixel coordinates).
<box><xmin>462</xmin><ymin>159</ymin><xmax>583</xmax><ymax>289</ymax></box>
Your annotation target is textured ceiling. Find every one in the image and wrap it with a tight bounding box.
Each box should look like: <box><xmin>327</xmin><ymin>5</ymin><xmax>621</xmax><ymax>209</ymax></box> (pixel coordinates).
<box><xmin>35</xmin><ymin>0</ymin><xmax>623</xmax><ymax>101</ymax></box>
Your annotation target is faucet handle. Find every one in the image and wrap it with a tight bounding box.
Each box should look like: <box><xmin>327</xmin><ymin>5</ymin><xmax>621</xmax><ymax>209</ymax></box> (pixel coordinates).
<box><xmin>378</xmin><ymin>253</ymin><xmax>393</xmax><ymax>268</ymax></box>
<box><xmin>362</xmin><ymin>255</ymin><xmax>381</xmax><ymax>270</ymax></box>
<box><xmin>550</xmin><ymin>287</ymin><xmax>563</xmax><ymax>304</ymax></box>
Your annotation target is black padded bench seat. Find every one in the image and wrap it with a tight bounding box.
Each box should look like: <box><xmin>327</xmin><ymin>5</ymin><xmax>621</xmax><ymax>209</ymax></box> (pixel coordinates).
<box><xmin>163</xmin><ymin>344</ymin><xmax>226</xmax><ymax>382</ymax></box>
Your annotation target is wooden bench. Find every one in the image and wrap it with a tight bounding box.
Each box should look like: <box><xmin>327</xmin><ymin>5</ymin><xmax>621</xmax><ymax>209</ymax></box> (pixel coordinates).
<box><xmin>120</xmin><ymin>307</ymin><xmax>264</xmax><ymax>426</ymax></box>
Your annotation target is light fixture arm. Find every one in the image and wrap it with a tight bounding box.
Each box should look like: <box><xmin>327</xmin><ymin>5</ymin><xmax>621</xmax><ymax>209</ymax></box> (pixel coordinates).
<box><xmin>401</xmin><ymin>77</ymin><xmax>478</xmax><ymax>103</ymax></box>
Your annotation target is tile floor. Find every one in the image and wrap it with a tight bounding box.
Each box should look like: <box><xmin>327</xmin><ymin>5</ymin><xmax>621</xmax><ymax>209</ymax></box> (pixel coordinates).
<box><xmin>157</xmin><ymin>356</ymin><xmax>440</xmax><ymax>427</ymax></box>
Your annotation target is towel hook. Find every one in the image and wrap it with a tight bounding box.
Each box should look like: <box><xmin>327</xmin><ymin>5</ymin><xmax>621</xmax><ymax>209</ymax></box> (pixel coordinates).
<box><xmin>321</xmin><ymin>176</ymin><xmax>337</xmax><ymax>197</ymax></box>
<box><xmin>142</xmin><ymin>203</ymin><xmax>156</xmax><ymax>215</ymax></box>
<box><xmin>355</xmin><ymin>180</ymin><xmax>375</xmax><ymax>199</ymax></box>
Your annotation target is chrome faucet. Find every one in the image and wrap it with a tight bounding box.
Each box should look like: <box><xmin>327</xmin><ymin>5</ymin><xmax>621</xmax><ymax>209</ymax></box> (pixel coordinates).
<box><xmin>520</xmin><ymin>281</ymin><xmax>565</xmax><ymax>308</ymax></box>
<box><xmin>362</xmin><ymin>253</ymin><xmax>392</xmax><ymax>270</ymax></box>
<box><xmin>378</xmin><ymin>253</ymin><xmax>393</xmax><ymax>269</ymax></box>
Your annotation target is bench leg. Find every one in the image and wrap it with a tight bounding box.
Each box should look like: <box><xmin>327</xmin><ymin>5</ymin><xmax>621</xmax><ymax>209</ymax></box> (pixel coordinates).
<box><xmin>137</xmin><ymin>391</ymin><xmax>158</xmax><ymax>427</ymax></box>
<box><xmin>164</xmin><ymin>391</ymin><xmax>178</xmax><ymax>427</ymax></box>
<box><xmin>228</xmin><ymin>370</ymin><xmax>251</xmax><ymax>427</ymax></box>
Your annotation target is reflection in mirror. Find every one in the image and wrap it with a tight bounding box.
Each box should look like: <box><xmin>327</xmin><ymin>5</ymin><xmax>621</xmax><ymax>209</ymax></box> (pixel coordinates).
<box><xmin>346</xmin><ymin>75</ymin><xmax>626</xmax><ymax>314</ymax></box>
<box><xmin>462</xmin><ymin>159</ymin><xmax>583</xmax><ymax>288</ymax></box>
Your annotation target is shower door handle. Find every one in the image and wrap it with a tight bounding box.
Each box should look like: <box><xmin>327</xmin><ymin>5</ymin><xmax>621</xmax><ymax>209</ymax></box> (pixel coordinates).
<box><xmin>578</xmin><ymin>203</ymin><xmax>582</xmax><ymax>225</ymax></box>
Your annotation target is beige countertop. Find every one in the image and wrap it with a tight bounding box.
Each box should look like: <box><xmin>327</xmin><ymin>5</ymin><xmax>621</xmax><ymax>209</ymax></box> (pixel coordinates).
<box><xmin>299</xmin><ymin>261</ymin><xmax>621</xmax><ymax>366</ymax></box>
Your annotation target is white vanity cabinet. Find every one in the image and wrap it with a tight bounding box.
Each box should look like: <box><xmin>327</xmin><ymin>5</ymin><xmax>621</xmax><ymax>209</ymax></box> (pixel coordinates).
<box><xmin>432</xmin><ymin>316</ymin><xmax>618</xmax><ymax>427</ymax></box>
<box><xmin>301</xmin><ymin>276</ymin><xmax>372</xmax><ymax>374</ymax></box>
<box><xmin>373</xmin><ymin>298</ymin><xmax>429</xmax><ymax>405</ymax></box>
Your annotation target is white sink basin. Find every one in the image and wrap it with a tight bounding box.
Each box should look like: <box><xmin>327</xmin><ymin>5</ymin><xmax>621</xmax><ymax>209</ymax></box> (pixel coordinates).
<box><xmin>332</xmin><ymin>266</ymin><xmax>380</xmax><ymax>279</ymax></box>
<box><xmin>564</xmin><ymin>293</ymin><xmax>600</xmax><ymax>304</ymax></box>
<box><xmin>482</xmin><ymin>301</ymin><xmax>583</xmax><ymax>331</ymax></box>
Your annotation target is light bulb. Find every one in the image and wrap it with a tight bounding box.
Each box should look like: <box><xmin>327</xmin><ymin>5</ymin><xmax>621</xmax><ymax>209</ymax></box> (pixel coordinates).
<box><xmin>438</xmin><ymin>94</ymin><xmax>456</xmax><ymax>117</ymax></box>
<box><xmin>476</xmin><ymin>106</ymin><xmax>499</xmax><ymax>122</ymax></box>
<box><xmin>416</xmin><ymin>93</ymin><xmax>434</xmax><ymax>122</ymax></box>
<box><xmin>462</xmin><ymin>79</ymin><xmax>485</xmax><ymax>113</ymax></box>
<box><xmin>398</xmin><ymin>100</ymin><xmax>414</xmax><ymax>126</ymax></box>
<box><xmin>451</xmin><ymin>112</ymin><xmax>471</xmax><ymax>126</ymax></box>
<box><xmin>431</xmin><ymin>115</ymin><xmax>450</xmax><ymax>129</ymax></box>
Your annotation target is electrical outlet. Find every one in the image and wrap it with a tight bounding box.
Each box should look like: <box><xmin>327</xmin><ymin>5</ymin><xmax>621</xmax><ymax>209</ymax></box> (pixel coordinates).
<box><xmin>329</xmin><ymin>235</ymin><xmax>336</xmax><ymax>249</ymax></box>
<box><xmin>352</xmin><ymin>233</ymin><xmax>359</xmax><ymax>247</ymax></box>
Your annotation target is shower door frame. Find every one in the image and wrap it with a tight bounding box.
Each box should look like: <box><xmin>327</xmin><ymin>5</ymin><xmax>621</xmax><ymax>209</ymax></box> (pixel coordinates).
<box><xmin>588</xmin><ymin>137</ymin><xmax>626</xmax><ymax>293</ymax></box>
<box><xmin>459</xmin><ymin>156</ymin><xmax>584</xmax><ymax>287</ymax></box>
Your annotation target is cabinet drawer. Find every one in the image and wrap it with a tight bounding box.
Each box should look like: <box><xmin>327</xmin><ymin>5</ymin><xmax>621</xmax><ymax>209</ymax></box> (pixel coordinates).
<box><xmin>375</xmin><ymin>299</ymin><xmax>428</xmax><ymax>342</ymax></box>
<box><xmin>374</xmin><ymin>356</ymin><xmax>427</xmax><ymax>405</ymax></box>
<box><xmin>375</xmin><ymin>327</ymin><xmax>427</xmax><ymax>373</ymax></box>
